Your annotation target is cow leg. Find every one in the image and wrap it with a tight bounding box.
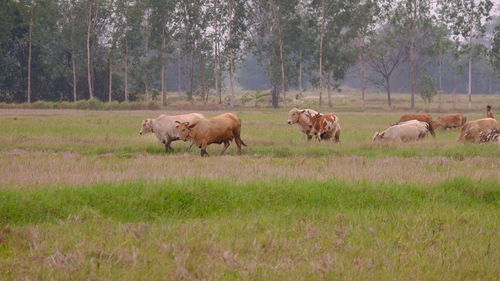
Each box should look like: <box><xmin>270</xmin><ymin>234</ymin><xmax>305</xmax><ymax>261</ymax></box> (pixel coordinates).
<box><xmin>164</xmin><ymin>139</ymin><xmax>173</xmax><ymax>153</ymax></box>
<box><xmin>220</xmin><ymin>141</ymin><xmax>231</xmax><ymax>155</ymax></box>
<box><xmin>307</xmin><ymin>134</ymin><xmax>312</xmax><ymax>141</ymax></box>
<box><xmin>200</xmin><ymin>143</ymin><xmax>209</xmax><ymax>157</ymax></box>
<box><xmin>334</xmin><ymin>130</ymin><xmax>340</xmax><ymax>143</ymax></box>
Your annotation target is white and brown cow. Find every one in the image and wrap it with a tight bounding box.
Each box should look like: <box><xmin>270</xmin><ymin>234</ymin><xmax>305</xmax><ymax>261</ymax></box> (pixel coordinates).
<box><xmin>287</xmin><ymin>108</ymin><xmax>319</xmax><ymax>140</ymax></box>
<box><xmin>459</xmin><ymin>118</ymin><xmax>500</xmax><ymax>143</ymax></box>
<box><xmin>306</xmin><ymin>112</ymin><xmax>341</xmax><ymax>142</ymax></box>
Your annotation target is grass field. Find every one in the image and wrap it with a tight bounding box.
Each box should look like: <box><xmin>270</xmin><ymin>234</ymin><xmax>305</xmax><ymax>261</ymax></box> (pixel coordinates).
<box><xmin>0</xmin><ymin>105</ymin><xmax>499</xmax><ymax>280</ymax></box>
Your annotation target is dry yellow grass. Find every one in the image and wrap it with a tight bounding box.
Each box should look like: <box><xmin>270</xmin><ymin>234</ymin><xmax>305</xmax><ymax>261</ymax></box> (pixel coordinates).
<box><xmin>1</xmin><ymin>150</ymin><xmax>499</xmax><ymax>189</ymax></box>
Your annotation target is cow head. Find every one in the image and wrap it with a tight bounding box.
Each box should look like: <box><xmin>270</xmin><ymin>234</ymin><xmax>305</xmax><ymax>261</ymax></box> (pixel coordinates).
<box><xmin>139</xmin><ymin>119</ymin><xmax>153</xmax><ymax>135</ymax></box>
<box><xmin>372</xmin><ymin>131</ymin><xmax>385</xmax><ymax>143</ymax></box>
<box><xmin>175</xmin><ymin>121</ymin><xmax>196</xmax><ymax>141</ymax></box>
<box><xmin>287</xmin><ymin>108</ymin><xmax>306</xmax><ymax>125</ymax></box>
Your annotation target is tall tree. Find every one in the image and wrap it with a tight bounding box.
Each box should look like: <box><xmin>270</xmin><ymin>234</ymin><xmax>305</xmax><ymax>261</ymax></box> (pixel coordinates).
<box><xmin>150</xmin><ymin>0</ymin><xmax>177</xmax><ymax>105</ymax></box>
<box><xmin>366</xmin><ymin>26</ymin><xmax>407</xmax><ymax>106</ymax></box>
<box><xmin>490</xmin><ymin>24</ymin><xmax>500</xmax><ymax>78</ymax></box>
<box><xmin>439</xmin><ymin>0</ymin><xmax>493</xmax><ymax>109</ymax></box>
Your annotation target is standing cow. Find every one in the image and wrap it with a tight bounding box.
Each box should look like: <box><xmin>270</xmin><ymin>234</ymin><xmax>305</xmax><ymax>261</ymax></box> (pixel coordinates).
<box><xmin>396</xmin><ymin>113</ymin><xmax>435</xmax><ymax>136</ymax></box>
<box><xmin>434</xmin><ymin>113</ymin><xmax>467</xmax><ymax>130</ymax></box>
<box><xmin>139</xmin><ymin>113</ymin><xmax>205</xmax><ymax>152</ymax></box>
<box><xmin>306</xmin><ymin>112</ymin><xmax>341</xmax><ymax>142</ymax></box>
<box><xmin>175</xmin><ymin>112</ymin><xmax>247</xmax><ymax>157</ymax></box>
<box><xmin>287</xmin><ymin>108</ymin><xmax>319</xmax><ymax>140</ymax></box>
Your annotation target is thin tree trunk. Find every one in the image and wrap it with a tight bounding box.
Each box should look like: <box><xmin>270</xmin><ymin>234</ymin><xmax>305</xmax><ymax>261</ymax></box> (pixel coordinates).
<box><xmin>177</xmin><ymin>42</ymin><xmax>181</xmax><ymax>94</ymax></box>
<box><xmin>188</xmin><ymin>56</ymin><xmax>194</xmax><ymax>99</ymax></box>
<box><xmin>124</xmin><ymin>38</ymin><xmax>128</xmax><ymax>102</ymax></box>
<box><xmin>468</xmin><ymin>35</ymin><xmax>472</xmax><ymax>110</ymax></box>
<box><xmin>71</xmin><ymin>19</ymin><xmax>77</xmax><ymax>102</ymax></box>
<box><xmin>229</xmin><ymin>53</ymin><xmax>235</xmax><ymax>107</ymax></box>
<box><xmin>298</xmin><ymin>59</ymin><xmax>303</xmax><ymax>98</ymax></box>
<box><xmin>489</xmin><ymin>69</ymin><xmax>493</xmax><ymax>95</ymax></box>
<box><xmin>358</xmin><ymin>36</ymin><xmax>366</xmax><ymax>109</ymax></box>
<box><xmin>386</xmin><ymin>76</ymin><xmax>392</xmax><ymax>106</ymax></box>
<box><xmin>161</xmin><ymin>35</ymin><xmax>167</xmax><ymax>106</ymax></box>
<box><xmin>271</xmin><ymin>84</ymin><xmax>278</xmax><ymax>108</ymax></box>
<box><xmin>108</xmin><ymin>56</ymin><xmax>112</xmax><ymax>102</ymax></box>
<box><xmin>199</xmin><ymin>55</ymin><xmax>207</xmax><ymax>103</ymax></box>
<box><xmin>144</xmin><ymin>10</ymin><xmax>150</xmax><ymax>102</ymax></box>
<box><xmin>215</xmin><ymin>44</ymin><xmax>220</xmax><ymax>104</ymax></box>
<box><xmin>86</xmin><ymin>2</ymin><xmax>93</xmax><ymax>100</ymax></box>
<box><xmin>279</xmin><ymin>37</ymin><xmax>286</xmax><ymax>106</ymax></box>
<box><xmin>438</xmin><ymin>48</ymin><xmax>442</xmax><ymax>112</ymax></box>
<box><xmin>409</xmin><ymin>0</ymin><xmax>417</xmax><ymax>109</ymax></box>
<box><xmin>72</xmin><ymin>53</ymin><xmax>77</xmax><ymax>102</ymax></box>
<box><xmin>327</xmin><ymin>70</ymin><xmax>332</xmax><ymax>108</ymax></box>
<box><xmin>318</xmin><ymin>7</ymin><xmax>325</xmax><ymax>107</ymax></box>
<box><xmin>27</xmin><ymin>6</ymin><xmax>33</xmax><ymax>103</ymax></box>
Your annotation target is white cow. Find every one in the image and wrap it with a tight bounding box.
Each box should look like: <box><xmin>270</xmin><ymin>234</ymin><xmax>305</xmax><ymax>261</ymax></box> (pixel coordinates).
<box><xmin>139</xmin><ymin>113</ymin><xmax>205</xmax><ymax>152</ymax></box>
<box><xmin>287</xmin><ymin>108</ymin><xmax>319</xmax><ymax>140</ymax></box>
<box><xmin>373</xmin><ymin>120</ymin><xmax>429</xmax><ymax>143</ymax></box>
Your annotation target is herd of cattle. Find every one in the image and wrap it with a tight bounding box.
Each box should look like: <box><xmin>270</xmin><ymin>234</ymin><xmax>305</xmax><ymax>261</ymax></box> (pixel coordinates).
<box><xmin>139</xmin><ymin>108</ymin><xmax>500</xmax><ymax>156</ymax></box>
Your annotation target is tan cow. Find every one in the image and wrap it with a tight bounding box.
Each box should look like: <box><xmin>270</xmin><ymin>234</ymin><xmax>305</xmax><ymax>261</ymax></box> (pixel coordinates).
<box><xmin>434</xmin><ymin>113</ymin><xmax>467</xmax><ymax>130</ymax></box>
<box><xmin>459</xmin><ymin>118</ymin><xmax>500</xmax><ymax>143</ymax></box>
<box><xmin>287</xmin><ymin>108</ymin><xmax>319</xmax><ymax>140</ymax></box>
<box><xmin>396</xmin><ymin>113</ymin><xmax>435</xmax><ymax>136</ymax></box>
<box><xmin>139</xmin><ymin>113</ymin><xmax>205</xmax><ymax>152</ymax></box>
<box><xmin>373</xmin><ymin>120</ymin><xmax>429</xmax><ymax>143</ymax></box>
<box><xmin>306</xmin><ymin>112</ymin><xmax>341</xmax><ymax>142</ymax></box>
<box><xmin>175</xmin><ymin>112</ymin><xmax>247</xmax><ymax>157</ymax></box>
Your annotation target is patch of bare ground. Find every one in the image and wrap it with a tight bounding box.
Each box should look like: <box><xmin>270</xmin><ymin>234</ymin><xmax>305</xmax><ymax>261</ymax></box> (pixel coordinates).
<box><xmin>1</xmin><ymin>150</ymin><xmax>498</xmax><ymax>189</ymax></box>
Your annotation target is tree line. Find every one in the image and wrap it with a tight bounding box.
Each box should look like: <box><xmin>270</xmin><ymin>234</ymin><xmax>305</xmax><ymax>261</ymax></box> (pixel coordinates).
<box><xmin>0</xmin><ymin>0</ymin><xmax>499</xmax><ymax>108</ymax></box>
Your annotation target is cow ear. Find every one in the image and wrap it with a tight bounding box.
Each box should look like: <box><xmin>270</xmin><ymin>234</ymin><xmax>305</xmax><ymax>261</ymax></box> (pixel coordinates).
<box><xmin>175</xmin><ymin>121</ymin><xmax>181</xmax><ymax>124</ymax></box>
<box><xmin>188</xmin><ymin>123</ymin><xmax>197</xmax><ymax>129</ymax></box>
<box><xmin>380</xmin><ymin>132</ymin><xmax>385</xmax><ymax>137</ymax></box>
<box><xmin>299</xmin><ymin>110</ymin><xmax>306</xmax><ymax>114</ymax></box>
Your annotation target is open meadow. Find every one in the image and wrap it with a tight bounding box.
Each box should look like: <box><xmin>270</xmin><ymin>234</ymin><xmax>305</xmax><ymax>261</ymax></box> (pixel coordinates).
<box><xmin>0</xmin><ymin>103</ymin><xmax>499</xmax><ymax>280</ymax></box>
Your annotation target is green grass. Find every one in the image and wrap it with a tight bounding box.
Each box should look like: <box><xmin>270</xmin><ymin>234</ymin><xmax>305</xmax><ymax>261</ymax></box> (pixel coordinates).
<box><xmin>0</xmin><ymin>178</ymin><xmax>498</xmax><ymax>280</ymax></box>
<box><xmin>1</xmin><ymin>178</ymin><xmax>498</xmax><ymax>225</ymax></box>
<box><xmin>1</xmin><ymin>110</ymin><xmax>499</xmax><ymax>158</ymax></box>
<box><xmin>0</xmin><ymin>109</ymin><xmax>499</xmax><ymax>280</ymax></box>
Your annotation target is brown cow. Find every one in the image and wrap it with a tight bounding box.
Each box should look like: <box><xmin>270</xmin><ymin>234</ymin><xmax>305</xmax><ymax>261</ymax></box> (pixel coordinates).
<box><xmin>434</xmin><ymin>113</ymin><xmax>467</xmax><ymax>130</ymax></box>
<box><xmin>459</xmin><ymin>118</ymin><xmax>500</xmax><ymax>143</ymax></box>
<box><xmin>175</xmin><ymin>112</ymin><xmax>247</xmax><ymax>157</ymax></box>
<box><xmin>307</xmin><ymin>112</ymin><xmax>341</xmax><ymax>142</ymax></box>
<box><xmin>396</xmin><ymin>113</ymin><xmax>435</xmax><ymax>136</ymax></box>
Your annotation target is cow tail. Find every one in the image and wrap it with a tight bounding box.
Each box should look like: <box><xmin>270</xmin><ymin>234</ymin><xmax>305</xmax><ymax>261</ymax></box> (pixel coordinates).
<box><xmin>238</xmin><ymin>136</ymin><xmax>247</xmax><ymax>147</ymax></box>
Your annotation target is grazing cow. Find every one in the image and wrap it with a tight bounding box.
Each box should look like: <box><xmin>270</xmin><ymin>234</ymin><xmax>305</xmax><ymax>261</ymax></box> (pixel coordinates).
<box><xmin>287</xmin><ymin>108</ymin><xmax>319</xmax><ymax>140</ymax></box>
<box><xmin>139</xmin><ymin>113</ymin><xmax>205</xmax><ymax>152</ymax></box>
<box><xmin>459</xmin><ymin>118</ymin><xmax>500</xmax><ymax>143</ymax></box>
<box><xmin>175</xmin><ymin>112</ymin><xmax>247</xmax><ymax>157</ymax></box>
<box><xmin>373</xmin><ymin>120</ymin><xmax>429</xmax><ymax>143</ymax></box>
<box><xmin>434</xmin><ymin>113</ymin><xmax>467</xmax><ymax>130</ymax></box>
<box><xmin>396</xmin><ymin>113</ymin><xmax>435</xmax><ymax>137</ymax></box>
<box><xmin>306</xmin><ymin>112</ymin><xmax>341</xmax><ymax>142</ymax></box>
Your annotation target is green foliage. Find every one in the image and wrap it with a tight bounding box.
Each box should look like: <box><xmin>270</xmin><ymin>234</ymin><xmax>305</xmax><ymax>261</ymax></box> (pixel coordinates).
<box><xmin>417</xmin><ymin>73</ymin><xmax>437</xmax><ymax>104</ymax></box>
